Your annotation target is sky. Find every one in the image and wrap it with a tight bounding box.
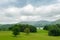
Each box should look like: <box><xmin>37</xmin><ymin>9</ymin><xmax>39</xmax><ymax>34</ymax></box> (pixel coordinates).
<box><xmin>0</xmin><ymin>0</ymin><xmax>60</xmax><ymax>24</ymax></box>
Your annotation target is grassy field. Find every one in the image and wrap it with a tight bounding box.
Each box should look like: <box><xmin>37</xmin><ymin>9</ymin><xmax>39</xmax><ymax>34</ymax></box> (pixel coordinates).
<box><xmin>0</xmin><ymin>30</ymin><xmax>60</xmax><ymax>40</ymax></box>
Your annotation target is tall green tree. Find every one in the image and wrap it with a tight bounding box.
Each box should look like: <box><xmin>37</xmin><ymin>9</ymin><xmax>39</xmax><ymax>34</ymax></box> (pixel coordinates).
<box><xmin>12</xmin><ymin>25</ymin><xmax>20</xmax><ymax>37</ymax></box>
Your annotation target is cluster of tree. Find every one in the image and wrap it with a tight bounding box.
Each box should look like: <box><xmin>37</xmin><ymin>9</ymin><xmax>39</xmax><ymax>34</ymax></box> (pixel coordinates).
<box><xmin>43</xmin><ymin>24</ymin><xmax>60</xmax><ymax>36</ymax></box>
<box><xmin>9</xmin><ymin>24</ymin><xmax>37</xmax><ymax>32</ymax></box>
<box><xmin>9</xmin><ymin>24</ymin><xmax>37</xmax><ymax>37</ymax></box>
<box><xmin>0</xmin><ymin>24</ymin><xmax>37</xmax><ymax>37</ymax></box>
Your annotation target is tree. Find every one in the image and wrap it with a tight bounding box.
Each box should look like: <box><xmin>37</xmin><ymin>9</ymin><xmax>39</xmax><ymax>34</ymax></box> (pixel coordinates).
<box><xmin>56</xmin><ymin>24</ymin><xmax>60</xmax><ymax>28</ymax></box>
<box><xmin>43</xmin><ymin>25</ymin><xmax>50</xmax><ymax>30</ymax></box>
<box><xmin>24</xmin><ymin>27</ymin><xmax>30</xmax><ymax>35</ymax></box>
<box><xmin>30</xmin><ymin>26</ymin><xmax>37</xmax><ymax>32</ymax></box>
<box><xmin>12</xmin><ymin>25</ymin><xmax>20</xmax><ymax>37</ymax></box>
<box><xmin>10</xmin><ymin>24</ymin><xmax>37</xmax><ymax>36</ymax></box>
<box><xmin>19</xmin><ymin>24</ymin><xmax>37</xmax><ymax>33</ymax></box>
<box><xmin>48</xmin><ymin>25</ymin><xmax>60</xmax><ymax>36</ymax></box>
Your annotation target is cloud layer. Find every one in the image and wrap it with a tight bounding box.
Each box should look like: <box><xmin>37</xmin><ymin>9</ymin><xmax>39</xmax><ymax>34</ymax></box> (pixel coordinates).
<box><xmin>0</xmin><ymin>0</ymin><xmax>60</xmax><ymax>24</ymax></box>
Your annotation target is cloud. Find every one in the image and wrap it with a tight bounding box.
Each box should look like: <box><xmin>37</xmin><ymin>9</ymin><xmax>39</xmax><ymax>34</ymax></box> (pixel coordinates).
<box><xmin>0</xmin><ymin>0</ymin><xmax>60</xmax><ymax>24</ymax></box>
<box><xmin>21</xmin><ymin>4</ymin><xmax>60</xmax><ymax>17</ymax></box>
<box><xmin>0</xmin><ymin>0</ymin><xmax>59</xmax><ymax>8</ymax></box>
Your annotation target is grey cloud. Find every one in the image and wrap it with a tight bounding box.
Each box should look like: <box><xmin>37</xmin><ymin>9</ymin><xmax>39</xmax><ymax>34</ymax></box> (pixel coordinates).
<box><xmin>0</xmin><ymin>0</ymin><xmax>60</xmax><ymax>24</ymax></box>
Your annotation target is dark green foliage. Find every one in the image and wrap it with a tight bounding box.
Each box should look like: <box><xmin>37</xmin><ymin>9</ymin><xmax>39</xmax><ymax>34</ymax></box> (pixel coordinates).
<box><xmin>48</xmin><ymin>25</ymin><xmax>60</xmax><ymax>36</ymax></box>
<box><xmin>56</xmin><ymin>24</ymin><xmax>60</xmax><ymax>28</ymax></box>
<box><xmin>11</xmin><ymin>24</ymin><xmax>37</xmax><ymax>36</ymax></box>
<box><xmin>18</xmin><ymin>24</ymin><xmax>37</xmax><ymax>33</ymax></box>
<box><xmin>24</xmin><ymin>28</ymin><xmax>30</xmax><ymax>35</ymax></box>
<box><xmin>19</xmin><ymin>24</ymin><xmax>27</xmax><ymax>32</ymax></box>
<box><xmin>12</xmin><ymin>28</ymin><xmax>20</xmax><ymax>37</ymax></box>
<box><xmin>12</xmin><ymin>25</ymin><xmax>20</xmax><ymax>37</ymax></box>
<box><xmin>30</xmin><ymin>26</ymin><xmax>37</xmax><ymax>32</ymax></box>
<box><xmin>43</xmin><ymin>25</ymin><xmax>49</xmax><ymax>30</ymax></box>
<box><xmin>48</xmin><ymin>29</ymin><xmax>60</xmax><ymax>36</ymax></box>
<box><xmin>9</xmin><ymin>27</ymin><xmax>13</xmax><ymax>31</ymax></box>
<box><xmin>10</xmin><ymin>24</ymin><xmax>37</xmax><ymax>33</ymax></box>
<box><xmin>43</xmin><ymin>24</ymin><xmax>60</xmax><ymax>36</ymax></box>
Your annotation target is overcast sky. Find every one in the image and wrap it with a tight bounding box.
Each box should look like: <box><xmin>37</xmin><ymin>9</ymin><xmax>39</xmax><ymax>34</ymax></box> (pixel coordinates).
<box><xmin>0</xmin><ymin>0</ymin><xmax>60</xmax><ymax>24</ymax></box>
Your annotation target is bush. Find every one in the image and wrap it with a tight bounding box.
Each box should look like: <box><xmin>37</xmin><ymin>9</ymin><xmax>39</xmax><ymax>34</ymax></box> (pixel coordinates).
<box><xmin>48</xmin><ymin>29</ymin><xmax>60</xmax><ymax>36</ymax></box>
<box><xmin>48</xmin><ymin>25</ymin><xmax>60</xmax><ymax>36</ymax></box>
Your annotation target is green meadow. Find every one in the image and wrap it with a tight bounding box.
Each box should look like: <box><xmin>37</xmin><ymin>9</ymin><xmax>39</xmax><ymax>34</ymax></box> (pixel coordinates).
<box><xmin>0</xmin><ymin>30</ymin><xmax>60</xmax><ymax>40</ymax></box>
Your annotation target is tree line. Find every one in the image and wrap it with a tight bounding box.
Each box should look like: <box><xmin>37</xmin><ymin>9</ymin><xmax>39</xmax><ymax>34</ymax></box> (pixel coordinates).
<box><xmin>9</xmin><ymin>24</ymin><xmax>37</xmax><ymax>37</ymax></box>
<box><xmin>0</xmin><ymin>23</ymin><xmax>60</xmax><ymax>36</ymax></box>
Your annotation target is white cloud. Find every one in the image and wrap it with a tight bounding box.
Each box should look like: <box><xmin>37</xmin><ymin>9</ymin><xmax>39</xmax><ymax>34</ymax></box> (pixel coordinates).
<box><xmin>4</xmin><ymin>7</ymin><xmax>21</xmax><ymax>15</ymax></box>
<box><xmin>22</xmin><ymin>4</ymin><xmax>34</xmax><ymax>12</ymax></box>
<box><xmin>0</xmin><ymin>2</ymin><xmax>60</xmax><ymax>24</ymax></box>
<box><xmin>20</xmin><ymin>16</ymin><xmax>41</xmax><ymax>21</ymax></box>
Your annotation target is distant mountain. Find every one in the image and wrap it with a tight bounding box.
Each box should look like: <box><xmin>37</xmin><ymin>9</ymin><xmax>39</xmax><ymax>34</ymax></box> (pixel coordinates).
<box><xmin>52</xmin><ymin>19</ymin><xmax>60</xmax><ymax>24</ymax></box>
<box><xmin>0</xmin><ymin>19</ymin><xmax>60</xmax><ymax>28</ymax></box>
<box><xmin>19</xmin><ymin>20</ymin><xmax>52</xmax><ymax>27</ymax></box>
<box><xmin>0</xmin><ymin>24</ymin><xmax>14</xmax><ymax>30</ymax></box>
<box><xmin>19</xmin><ymin>19</ymin><xmax>60</xmax><ymax>27</ymax></box>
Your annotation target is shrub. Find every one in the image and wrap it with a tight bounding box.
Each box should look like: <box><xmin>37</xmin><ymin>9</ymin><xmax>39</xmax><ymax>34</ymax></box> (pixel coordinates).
<box><xmin>48</xmin><ymin>25</ymin><xmax>60</xmax><ymax>36</ymax></box>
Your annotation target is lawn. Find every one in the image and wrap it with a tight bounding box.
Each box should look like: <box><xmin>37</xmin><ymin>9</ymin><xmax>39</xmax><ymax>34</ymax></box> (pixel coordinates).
<box><xmin>0</xmin><ymin>30</ymin><xmax>60</xmax><ymax>40</ymax></box>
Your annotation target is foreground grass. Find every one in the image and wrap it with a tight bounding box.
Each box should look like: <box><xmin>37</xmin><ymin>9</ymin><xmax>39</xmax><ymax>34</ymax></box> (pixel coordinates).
<box><xmin>0</xmin><ymin>30</ymin><xmax>60</xmax><ymax>40</ymax></box>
